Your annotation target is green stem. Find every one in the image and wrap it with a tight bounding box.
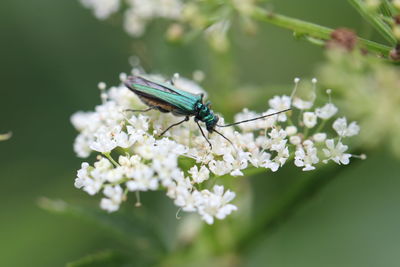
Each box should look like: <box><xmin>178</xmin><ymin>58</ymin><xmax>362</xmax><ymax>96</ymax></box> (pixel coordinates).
<box><xmin>103</xmin><ymin>152</ymin><xmax>119</xmax><ymax>167</ymax></box>
<box><xmin>235</xmin><ymin>163</ymin><xmax>350</xmax><ymax>253</ymax></box>
<box><xmin>250</xmin><ymin>7</ymin><xmax>392</xmax><ymax>56</ymax></box>
<box><xmin>348</xmin><ymin>0</ymin><xmax>397</xmax><ymax>45</ymax></box>
<box><xmin>381</xmin><ymin>0</ymin><xmax>397</xmax><ymax>16</ymax></box>
<box><xmin>314</xmin><ymin>119</ymin><xmax>327</xmax><ymax>134</ymax></box>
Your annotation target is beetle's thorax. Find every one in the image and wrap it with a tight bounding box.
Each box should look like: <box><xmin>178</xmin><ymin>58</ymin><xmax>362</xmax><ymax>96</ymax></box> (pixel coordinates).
<box><xmin>194</xmin><ymin>102</ymin><xmax>219</xmax><ymax>132</ymax></box>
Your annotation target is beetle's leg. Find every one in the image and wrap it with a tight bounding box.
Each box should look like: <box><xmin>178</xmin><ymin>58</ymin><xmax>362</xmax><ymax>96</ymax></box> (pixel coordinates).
<box><xmin>159</xmin><ymin>116</ymin><xmax>189</xmax><ymax>136</ymax></box>
<box><xmin>124</xmin><ymin>107</ymin><xmax>153</xmax><ymax>113</ymax></box>
<box><xmin>196</xmin><ymin>121</ymin><xmax>212</xmax><ymax>149</ymax></box>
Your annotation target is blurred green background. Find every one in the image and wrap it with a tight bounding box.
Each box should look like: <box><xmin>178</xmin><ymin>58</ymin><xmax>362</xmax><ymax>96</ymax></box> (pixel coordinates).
<box><xmin>1</xmin><ymin>0</ymin><xmax>399</xmax><ymax>266</ymax></box>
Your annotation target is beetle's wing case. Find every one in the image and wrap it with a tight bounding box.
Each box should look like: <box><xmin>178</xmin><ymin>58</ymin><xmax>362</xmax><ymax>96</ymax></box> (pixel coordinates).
<box><xmin>137</xmin><ymin>75</ymin><xmax>203</xmax><ymax>101</ymax></box>
<box><xmin>125</xmin><ymin>76</ymin><xmax>201</xmax><ymax>116</ymax></box>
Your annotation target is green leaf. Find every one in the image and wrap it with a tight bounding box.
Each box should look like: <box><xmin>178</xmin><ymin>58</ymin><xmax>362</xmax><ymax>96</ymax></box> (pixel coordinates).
<box><xmin>67</xmin><ymin>250</ymin><xmax>133</xmax><ymax>267</ymax></box>
<box><xmin>235</xmin><ymin>163</ymin><xmax>350</xmax><ymax>253</ymax></box>
<box><xmin>38</xmin><ymin>198</ymin><xmax>166</xmax><ymax>259</ymax></box>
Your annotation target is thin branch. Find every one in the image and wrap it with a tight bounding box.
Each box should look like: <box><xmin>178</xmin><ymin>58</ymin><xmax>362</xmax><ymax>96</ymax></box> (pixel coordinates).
<box><xmin>235</xmin><ymin>164</ymin><xmax>350</xmax><ymax>253</ymax></box>
<box><xmin>250</xmin><ymin>7</ymin><xmax>392</xmax><ymax>57</ymax></box>
<box><xmin>348</xmin><ymin>0</ymin><xmax>397</xmax><ymax>45</ymax></box>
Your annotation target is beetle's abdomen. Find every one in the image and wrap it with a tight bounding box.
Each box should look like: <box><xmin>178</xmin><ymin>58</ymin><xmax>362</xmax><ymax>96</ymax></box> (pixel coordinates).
<box><xmin>138</xmin><ymin>95</ymin><xmax>175</xmax><ymax>113</ymax></box>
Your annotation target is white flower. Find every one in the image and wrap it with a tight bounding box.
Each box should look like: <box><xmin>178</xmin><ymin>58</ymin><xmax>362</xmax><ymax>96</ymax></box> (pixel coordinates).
<box><xmin>226</xmin><ymin>151</ymin><xmax>250</xmax><ymax>176</ymax></box>
<box><xmin>80</xmin><ymin>0</ymin><xmax>120</xmax><ymax>19</ymax></box>
<box><xmin>108</xmin><ymin>85</ymin><xmax>142</xmax><ymax>108</ymax></box>
<box><xmin>333</xmin><ymin>117</ymin><xmax>360</xmax><ymax>137</ymax></box>
<box><xmin>100</xmin><ymin>198</ymin><xmax>119</xmax><ymax>212</ymax></box>
<box><xmin>104</xmin><ymin>185</ymin><xmax>124</xmax><ymax>202</ymax></box>
<box><xmin>196</xmin><ymin>185</ymin><xmax>237</xmax><ymax>224</ymax></box>
<box><xmin>208</xmin><ymin>160</ymin><xmax>231</xmax><ymax>176</ymax></box>
<box><xmin>174</xmin><ymin>76</ymin><xmax>206</xmax><ymax>96</ymax></box>
<box><xmin>74</xmin><ymin>162</ymin><xmax>90</xmax><ymax>189</ymax></box>
<box><xmin>323</xmin><ymin>139</ymin><xmax>351</xmax><ymax>165</ymax></box>
<box><xmin>135</xmin><ymin>136</ymin><xmax>156</xmax><ymax>159</ymax></box>
<box><xmin>127</xmin><ymin>0</ymin><xmax>156</xmax><ymax>19</ymax></box>
<box><xmin>74</xmin><ymin>161</ymin><xmax>107</xmax><ymax>196</ymax></box>
<box><xmin>248</xmin><ymin>150</ymin><xmax>271</xmax><ymax>168</ymax></box>
<box><xmin>289</xmin><ymin>135</ymin><xmax>302</xmax><ymax>145</ymax></box>
<box><xmin>126</xmin><ymin>163</ymin><xmax>158</xmax><ymax>191</ymax></box>
<box><xmin>118</xmin><ymin>155</ymin><xmax>140</xmax><ymax>167</ymax></box>
<box><xmin>303</xmin><ymin>112</ymin><xmax>317</xmax><ymax>128</ymax></box>
<box><xmin>121</xmin><ymin>0</ymin><xmax>183</xmax><ymax>37</ymax></box>
<box><xmin>89</xmin><ymin>126</ymin><xmax>118</xmax><ymax>153</ymax></box>
<box><xmin>294</xmin><ymin>141</ymin><xmax>319</xmax><ymax>171</ymax></box>
<box><xmin>292</xmin><ymin>97</ymin><xmax>313</xmax><ymax>110</ymax></box>
<box><xmin>267</xmin><ymin>129</ymin><xmax>288</xmax><ymax>151</ymax></box>
<box><xmin>128</xmin><ymin>114</ymin><xmax>149</xmax><ymax>131</ymax></box>
<box><xmin>71</xmin><ymin>111</ymin><xmax>97</xmax><ymax>132</ymax></box>
<box><xmin>104</xmin><ymin>167</ymin><xmax>125</xmax><ymax>183</ymax></box>
<box><xmin>123</xmin><ymin>10</ymin><xmax>146</xmax><ymax>36</ymax></box>
<box><xmin>95</xmin><ymin>101</ymin><xmax>125</xmax><ymax>125</ymax></box>
<box><xmin>189</xmin><ymin>165</ymin><xmax>210</xmax><ymax>183</ymax></box>
<box><xmin>269</xmin><ymin>95</ymin><xmax>291</xmax><ymax>121</ymax></box>
<box><xmin>316</xmin><ymin>103</ymin><xmax>338</xmax><ymax>119</ymax></box>
<box><xmin>73</xmin><ymin>134</ymin><xmax>92</xmax><ymax>158</ymax></box>
<box><xmin>273</xmin><ymin>146</ymin><xmax>289</xmax><ymax>167</ymax></box>
<box><xmin>174</xmin><ymin>186</ymin><xmax>197</xmax><ymax>212</ymax></box>
<box><xmin>285</xmin><ymin>126</ymin><xmax>298</xmax><ymax>136</ymax></box>
<box><xmin>313</xmin><ymin>133</ymin><xmax>327</xmax><ymax>143</ymax></box>
<box><xmin>100</xmin><ymin>185</ymin><xmax>124</xmax><ymax>212</ymax></box>
<box><xmin>114</xmin><ymin>129</ymin><xmax>133</xmax><ymax>148</ymax></box>
<box><xmin>260</xmin><ymin>155</ymin><xmax>279</xmax><ymax>172</ymax></box>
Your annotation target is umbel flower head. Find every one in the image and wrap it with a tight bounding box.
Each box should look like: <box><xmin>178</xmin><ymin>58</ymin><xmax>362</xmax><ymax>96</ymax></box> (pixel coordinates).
<box><xmin>318</xmin><ymin>49</ymin><xmax>400</xmax><ymax>157</ymax></box>
<box><xmin>71</xmin><ymin>69</ymin><xmax>362</xmax><ymax>224</ymax></box>
<box><xmin>79</xmin><ymin>0</ymin><xmax>260</xmax><ymax>51</ymax></box>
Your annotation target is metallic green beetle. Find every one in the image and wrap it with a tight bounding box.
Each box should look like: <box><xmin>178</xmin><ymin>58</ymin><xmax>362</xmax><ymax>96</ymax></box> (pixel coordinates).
<box><xmin>124</xmin><ymin>75</ymin><xmax>290</xmax><ymax>148</ymax></box>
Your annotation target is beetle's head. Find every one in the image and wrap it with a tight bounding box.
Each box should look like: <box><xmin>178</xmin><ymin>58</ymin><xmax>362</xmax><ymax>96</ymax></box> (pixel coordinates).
<box><xmin>206</xmin><ymin>115</ymin><xmax>219</xmax><ymax>132</ymax></box>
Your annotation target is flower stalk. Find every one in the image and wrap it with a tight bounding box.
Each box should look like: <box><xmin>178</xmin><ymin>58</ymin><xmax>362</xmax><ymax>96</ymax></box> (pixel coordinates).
<box><xmin>249</xmin><ymin>6</ymin><xmax>393</xmax><ymax>56</ymax></box>
<box><xmin>234</xmin><ymin>163</ymin><xmax>349</xmax><ymax>253</ymax></box>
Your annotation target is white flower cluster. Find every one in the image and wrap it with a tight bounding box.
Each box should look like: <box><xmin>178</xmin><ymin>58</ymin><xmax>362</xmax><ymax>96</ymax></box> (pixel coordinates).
<box><xmin>80</xmin><ymin>0</ymin><xmax>120</xmax><ymax>19</ymax></box>
<box><xmin>124</xmin><ymin>0</ymin><xmax>183</xmax><ymax>37</ymax></box>
<box><xmin>78</xmin><ymin>0</ymin><xmax>259</xmax><ymax>50</ymax></box>
<box><xmin>79</xmin><ymin>0</ymin><xmax>183</xmax><ymax>36</ymax></box>
<box><xmin>71</xmin><ymin>72</ymin><xmax>362</xmax><ymax>224</ymax></box>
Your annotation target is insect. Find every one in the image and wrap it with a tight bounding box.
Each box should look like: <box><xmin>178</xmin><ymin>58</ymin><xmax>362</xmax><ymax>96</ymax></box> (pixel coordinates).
<box><xmin>124</xmin><ymin>75</ymin><xmax>290</xmax><ymax>148</ymax></box>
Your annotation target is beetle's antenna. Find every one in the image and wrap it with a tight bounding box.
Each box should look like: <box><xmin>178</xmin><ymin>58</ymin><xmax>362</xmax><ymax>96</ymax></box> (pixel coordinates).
<box><xmin>213</xmin><ymin>129</ymin><xmax>234</xmax><ymax>147</ymax></box>
<box><xmin>217</xmin><ymin>108</ymin><xmax>291</xmax><ymax>128</ymax></box>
